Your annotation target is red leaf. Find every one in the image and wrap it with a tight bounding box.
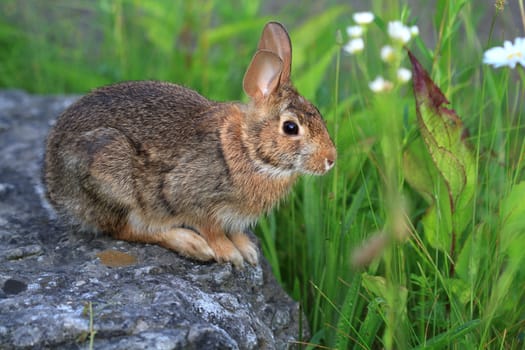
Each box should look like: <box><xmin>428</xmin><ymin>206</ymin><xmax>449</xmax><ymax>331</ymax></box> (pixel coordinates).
<box><xmin>408</xmin><ymin>50</ymin><xmax>463</xmax><ymax>127</ymax></box>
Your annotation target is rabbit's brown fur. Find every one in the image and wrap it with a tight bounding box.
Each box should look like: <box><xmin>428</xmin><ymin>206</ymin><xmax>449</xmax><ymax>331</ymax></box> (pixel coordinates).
<box><xmin>44</xmin><ymin>22</ymin><xmax>336</xmax><ymax>268</ymax></box>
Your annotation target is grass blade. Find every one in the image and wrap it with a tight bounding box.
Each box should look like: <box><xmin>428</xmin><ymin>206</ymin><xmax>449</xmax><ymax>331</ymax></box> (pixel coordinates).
<box><xmin>410</xmin><ymin>319</ymin><xmax>481</xmax><ymax>350</ymax></box>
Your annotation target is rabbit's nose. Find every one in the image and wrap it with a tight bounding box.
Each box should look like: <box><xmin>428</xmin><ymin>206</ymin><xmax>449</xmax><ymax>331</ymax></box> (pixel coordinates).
<box><xmin>324</xmin><ymin>146</ymin><xmax>336</xmax><ymax>172</ymax></box>
<box><xmin>325</xmin><ymin>158</ymin><xmax>335</xmax><ymax>171</ymax></box>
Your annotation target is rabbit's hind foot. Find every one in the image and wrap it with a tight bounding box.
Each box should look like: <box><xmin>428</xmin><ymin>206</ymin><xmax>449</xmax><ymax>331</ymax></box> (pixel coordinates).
<box><xmin>115</xmin><ymin>224</ymin><xmax>216</xmax><ymax>263</ymax></box>
<box><xmin>158</xmin><ymin>228</ymin><xmax>216</xmax><ymax>262</ymax></box>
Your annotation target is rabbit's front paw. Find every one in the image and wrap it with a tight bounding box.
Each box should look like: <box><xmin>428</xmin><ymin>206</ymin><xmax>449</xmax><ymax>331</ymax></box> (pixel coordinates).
<box><xmin>207</xmin><ymin>236</ymin><xmax>244</xmax><ymax>269</ymax></box>
<box><xmin>231</xmin><ymin>233</ymin><xmax>259</xmax><ymax>266</ymax></box>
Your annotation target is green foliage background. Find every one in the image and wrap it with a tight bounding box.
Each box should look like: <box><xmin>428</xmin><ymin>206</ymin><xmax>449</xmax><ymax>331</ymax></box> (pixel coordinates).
<box><xmin>2</xmin><ymin>0</ymin><xmax>525</xmax><ymax>348</ymax></box>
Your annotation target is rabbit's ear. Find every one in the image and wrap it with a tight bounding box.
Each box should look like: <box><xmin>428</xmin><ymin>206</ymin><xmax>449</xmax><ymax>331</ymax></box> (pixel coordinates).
<box><xmin>257</xmin><ymin>22</ymin><xmax>292</xmax><ymax>83</ymax></box>
<box><xmin>243</xmin><ymin>50</ymin><xmax>283</xmax><ymax>101</ymax></box>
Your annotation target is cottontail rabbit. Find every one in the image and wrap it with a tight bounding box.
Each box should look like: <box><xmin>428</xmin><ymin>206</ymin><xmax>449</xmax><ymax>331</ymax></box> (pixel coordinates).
<box><xmin>44</xmin><ymin>22</ymin><xmax>336</xmax><ymax>268</ymax></box>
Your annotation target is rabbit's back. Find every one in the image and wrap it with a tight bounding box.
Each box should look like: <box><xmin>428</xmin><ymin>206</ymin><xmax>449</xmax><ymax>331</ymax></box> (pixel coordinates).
<box><xmin>48</xmin><ymin>80</ymin><xmax>223</xmax><ymax>178</ymax></box>
<box><xmin>53</xmin><ymin>81</ymin><xmax>213</xmax><ymax>135</ymax></box>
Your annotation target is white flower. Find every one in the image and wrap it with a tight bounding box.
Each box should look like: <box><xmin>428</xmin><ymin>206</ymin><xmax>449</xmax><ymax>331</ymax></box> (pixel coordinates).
<box><xmin>388</xmin><ymin>21</ymin><xmax>411</xmax><ymax>44</ymax></box>
<box><xmin>346</xmin><ymin>25</ymin><xmax>363</xmax><ymax>38</ymax></box>
<box><xmin>397</xmin><ymin>67</ymin><xmax>412</xmax><ymax>83</ymax></box>
<box><xmin>483</xmin><ymin>37</ymin><xmax>525</xmax><ymax>69</ymax></box>
<box><xmin>369</xmin><ymin>76</ymin><xmax>393</xmax><ymax>92</ymax></box>
<box><xmin>380</xmin><ymin>45</ymin><xmax>395</xmax><ymax>62</ymax></box>
<box><xmin>353</xmin><ymin>12</ymin><xmax>374</xmax><ymax>25</ymax></box>
<box><xmin>410</xmin><ymin>25</ymin><xmax>419</xmax><ymax>37</ymax></box>
<box><xmin>343</xmin><ymin>38</ymin><xmax>364</xmax><ymax>54</ymax></box>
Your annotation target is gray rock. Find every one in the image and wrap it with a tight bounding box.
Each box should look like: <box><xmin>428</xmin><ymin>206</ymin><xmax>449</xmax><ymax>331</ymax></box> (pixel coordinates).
<box><xmin>0</xmin><ymin>89</ymin><xmax>308</xmax><ymax>349</ymax></box>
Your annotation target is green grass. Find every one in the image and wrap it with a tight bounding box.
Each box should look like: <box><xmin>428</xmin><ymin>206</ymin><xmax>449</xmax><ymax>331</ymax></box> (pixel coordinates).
<box><xmin>2</xmin><ymin>1</ymin><xmax>524</xmax><ymax>348</ymax></box>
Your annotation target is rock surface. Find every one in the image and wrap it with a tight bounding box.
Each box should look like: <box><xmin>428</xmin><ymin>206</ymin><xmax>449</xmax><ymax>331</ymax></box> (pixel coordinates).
<box><xmin>0</xmin><ymin>90</ymin><xmax>308</xmax><ymax>349</ymax></box>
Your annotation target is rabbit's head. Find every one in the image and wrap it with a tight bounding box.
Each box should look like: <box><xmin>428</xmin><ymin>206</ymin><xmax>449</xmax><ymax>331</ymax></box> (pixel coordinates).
<box><xmin>241</xmin><ymin>22</ymin><xmax>336</xmax><ymax>177</ymax></box>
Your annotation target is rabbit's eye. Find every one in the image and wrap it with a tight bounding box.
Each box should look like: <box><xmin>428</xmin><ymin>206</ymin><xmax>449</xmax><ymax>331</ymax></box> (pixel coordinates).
<box><xmin>282</xmin><ymin>121</ymin><xmax>299</xmax><ymax>135</ymax></box>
